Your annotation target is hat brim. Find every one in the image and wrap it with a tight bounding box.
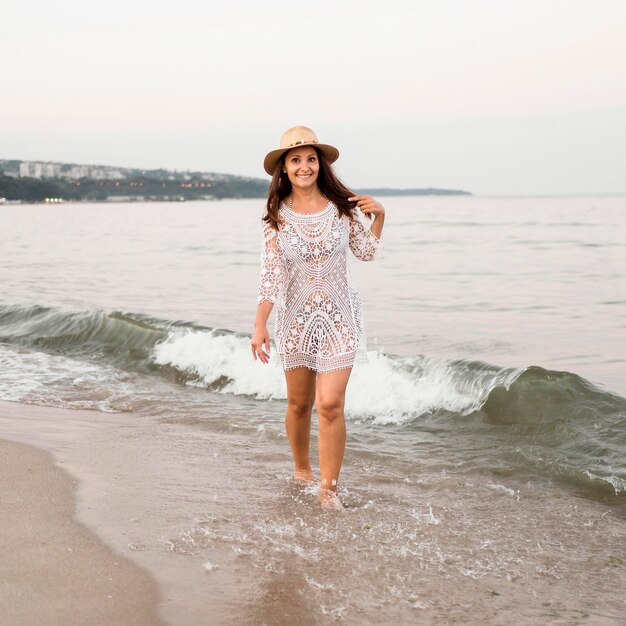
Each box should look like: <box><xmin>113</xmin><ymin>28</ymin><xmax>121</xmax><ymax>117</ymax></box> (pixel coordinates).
<box><xmin>263</xmin><ymin>143</ymin><xmax>340</xmax><ymax>176</ymax></box>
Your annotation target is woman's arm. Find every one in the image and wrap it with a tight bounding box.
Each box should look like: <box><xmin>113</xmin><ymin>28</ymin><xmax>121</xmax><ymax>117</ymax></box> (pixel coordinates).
<box><xmin>252</xmin><ymin>300</ymin><xmax>273</xmax><ymax>364</ymax></box>
<box><xmin>349</xmin><ymin>195</ymin><xmax>385</xmax><ymax>237</ymax></box>
<box><xmin>252</xmin><ymin>222</ymin><xmax>284</xmax><ymax>364</ymax></box>
<box><xmin>347</xmin><ymin>196</ymin><xmax>385</xmax><ymax>261</ymax></box>
<box><xmin>257</xmin><ymin>222</ymin><xmax>284</xmax><ymax>304</ymax></box>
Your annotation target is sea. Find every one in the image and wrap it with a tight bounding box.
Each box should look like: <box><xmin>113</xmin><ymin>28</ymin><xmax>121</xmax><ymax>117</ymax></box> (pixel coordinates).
<box><xmin>1</xmin><ymin>196</ymin><xmax>625</xmax><ymax>625</ymax></box>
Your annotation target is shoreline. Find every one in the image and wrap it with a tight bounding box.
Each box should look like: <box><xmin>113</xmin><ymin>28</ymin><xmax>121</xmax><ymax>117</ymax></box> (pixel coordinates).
<box><xmin>4</xmin><ymin>192</ymin><xmax>626</xmax><ymax>206</ymax></box>
<box><xmin>0</xmin><ymin>437</ymin><xmax>165</xmax><ymax>626</ymax></box>
<box><xmin>2</xmin><ymin>396</ymin><xmax>625</xmax><ymax>625</ymax></box>
<box><xmin>0</xmin><ymin>399</ymin><xmax>246</xmax><ymax>626</ymax></box>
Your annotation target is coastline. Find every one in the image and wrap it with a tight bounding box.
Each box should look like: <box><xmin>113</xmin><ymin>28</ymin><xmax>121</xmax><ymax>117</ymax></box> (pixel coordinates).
<box><xmin>0</xmin><ymin>437</ymin><xmax>165</xmax><ymax>626</ymax></box>
<box><xmin>0</xmin><ymin>399</ymin><xmax>251</xmax><ymax>626</ymax></box>
<box><xmin>4</xmin><ymin>192</ymin><xmax>626</xmax><ymax>207</ymax></box>
<box><xmin>1</xmin><ymin>391</ymin><xmax>625</xmax><ymax>625</ymax></box>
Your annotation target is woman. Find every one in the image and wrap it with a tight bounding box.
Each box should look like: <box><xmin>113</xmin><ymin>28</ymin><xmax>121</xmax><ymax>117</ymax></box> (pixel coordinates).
<box><xmin>251</xmin><ymin>126</ymin><xmax>385</xmax><ymax>509</ymax></box>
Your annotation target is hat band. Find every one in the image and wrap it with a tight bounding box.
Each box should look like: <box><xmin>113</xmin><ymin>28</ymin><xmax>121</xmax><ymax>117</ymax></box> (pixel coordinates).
<box><xmin>287</xmin><ymin>139</ymin><xmax>318</xmax><ymax>148</ymax></box>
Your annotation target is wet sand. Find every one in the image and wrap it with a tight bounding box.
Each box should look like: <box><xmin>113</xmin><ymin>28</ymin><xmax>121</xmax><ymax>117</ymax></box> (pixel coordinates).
<box><xmin>1</xmin><ymin>400</ymin><xmax>625</xmax><ymax>625</ymax></box>
<box><xmin>0</xmin><ymin>438</ymin><xmax>165</xmax><ymax>626</ymax></box>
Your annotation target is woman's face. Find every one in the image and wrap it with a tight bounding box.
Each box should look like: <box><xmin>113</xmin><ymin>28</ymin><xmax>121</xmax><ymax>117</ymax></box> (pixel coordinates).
<box><xmin>283</xmin><ymin>146</ymin><xmax>319</xmax><ymax>191</ymax></box>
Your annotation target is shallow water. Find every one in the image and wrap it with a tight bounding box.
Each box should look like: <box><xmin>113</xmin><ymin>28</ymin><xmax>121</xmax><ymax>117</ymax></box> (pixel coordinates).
<box><xmin>1</xmin><ymin>196</ymin><xmax>625</xmax><ymax>624</ymax></box>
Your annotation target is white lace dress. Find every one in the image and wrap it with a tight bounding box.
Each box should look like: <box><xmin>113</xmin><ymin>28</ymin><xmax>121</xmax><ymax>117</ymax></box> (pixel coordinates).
<box><xmin>257</xmin><ymin>201</ymin><xmax>382</xmax><ymax>372</ymax></box>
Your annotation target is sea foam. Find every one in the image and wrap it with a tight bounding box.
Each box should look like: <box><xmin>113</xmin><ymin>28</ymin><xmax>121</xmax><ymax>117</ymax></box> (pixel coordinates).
<box><xmin>151</xmin><ymin>328</ymin><xmax>522</xmax><ymax>423</ymax></box>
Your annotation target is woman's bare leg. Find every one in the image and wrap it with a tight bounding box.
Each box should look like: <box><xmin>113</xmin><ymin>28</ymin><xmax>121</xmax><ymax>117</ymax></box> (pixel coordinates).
<box><xmin>284</xmin><ymin>367</ymin><xmax>317</xmax><ymax>481</ymax></box>
<box><xmin>315</xmin><ymin>367</ymin><xmax>352</xmax><ymax>506</ymax></box>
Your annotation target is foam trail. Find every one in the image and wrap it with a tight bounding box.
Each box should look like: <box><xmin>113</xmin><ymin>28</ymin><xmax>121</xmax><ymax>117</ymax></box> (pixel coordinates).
<box><xmin>346</xmin><ymin>352</ymin><xmax>521</xmax><ymax>424</ymax></box>
<box><xmin>152</xmin><ymin>329</ymin><xmax>522</xmax><ymax>422</ymax></box>
<box><xmin>0</xmin><ymin>344</ymin><xmax>134</xmax><ymax>412</ymax></box>
<box><xmin>152</xmin><ymin>329</ymin><xmax>287</xmax><ymax>400</ymax></box>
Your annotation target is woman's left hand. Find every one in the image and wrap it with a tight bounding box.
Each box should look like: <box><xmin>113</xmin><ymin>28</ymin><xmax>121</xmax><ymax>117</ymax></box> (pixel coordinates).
<box><xmin>348</xmin><ymin>195</ymin><xmax>385</xmax><ymax>218</ymax></box>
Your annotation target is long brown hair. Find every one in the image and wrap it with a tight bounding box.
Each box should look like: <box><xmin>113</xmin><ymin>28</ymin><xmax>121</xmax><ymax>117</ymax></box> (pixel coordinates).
<box><xmin>263</xmin><ymin>147</ymin><xmax>360</xmax><ymax>231</ymax></box>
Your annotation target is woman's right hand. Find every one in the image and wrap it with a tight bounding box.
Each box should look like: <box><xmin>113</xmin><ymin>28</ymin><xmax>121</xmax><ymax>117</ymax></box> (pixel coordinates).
<box><xmin>251</xmin><ymin>324</ymin><xmax>271</xmax><ymax>364</ymax></box>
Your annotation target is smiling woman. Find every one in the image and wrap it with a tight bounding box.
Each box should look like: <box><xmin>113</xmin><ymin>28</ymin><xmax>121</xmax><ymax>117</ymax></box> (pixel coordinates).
<box><xmin>251</xmin><ymin>126</ymin><xmax>385</xmax><ymax>509</ymax></box>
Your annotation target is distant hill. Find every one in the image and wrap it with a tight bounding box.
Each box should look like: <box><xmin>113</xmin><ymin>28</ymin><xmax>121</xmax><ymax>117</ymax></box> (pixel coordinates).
<box><xmin>0</xmin><ymin>158</ymin><xmax>470</xmax><ymax>202</ymax></box>
<box><xmin>0</xmin><ymin>158</ymin><xmax>268</xmax><ymax>202</ymax></box>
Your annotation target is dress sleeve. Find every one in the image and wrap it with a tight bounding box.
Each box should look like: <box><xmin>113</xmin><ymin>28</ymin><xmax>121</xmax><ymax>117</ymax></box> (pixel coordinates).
<box><xmin>348</xmin><ymin>207</ymin><xmax>382</xmax><ymax>261</ymax></box>
<box><xmin>257</xmin><ymin>221</ymin><xmax>285</xmax><ymax>305</ymax></box>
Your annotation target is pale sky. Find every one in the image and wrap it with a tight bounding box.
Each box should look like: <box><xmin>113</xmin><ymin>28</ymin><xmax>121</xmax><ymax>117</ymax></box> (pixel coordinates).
<box><xmin>2</xmin><ymin>0</ymin><xmax>625</xmax><ymax>195</ymax></box>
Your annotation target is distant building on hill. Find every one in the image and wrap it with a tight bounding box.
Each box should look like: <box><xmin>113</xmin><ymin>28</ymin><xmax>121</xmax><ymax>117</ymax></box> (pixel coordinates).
<box><xmin>19</xmin><ymin>162</ymin><xmax>62</xmax><ymax>178</ymax></box>
<box><xmin>62</xmin><ymin>164</ymin><xmax>125</xmax><ymax>180</ymax></box>
<box><xmin>9</xmin><ymin>160</ymin><xmax>125</xmax><ymax>181</ymax></box>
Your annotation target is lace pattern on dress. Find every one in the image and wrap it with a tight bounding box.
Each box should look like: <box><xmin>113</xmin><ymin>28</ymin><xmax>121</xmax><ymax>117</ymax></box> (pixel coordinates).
<box><xmin>257</xmin><ymin>221</ymin><xmax>285</xmax><ymax>305</ymax></box>
<box><xmin>257</xmin><ymin>202</ymin><xmax>381</xmax><ymax>372</ymax></box>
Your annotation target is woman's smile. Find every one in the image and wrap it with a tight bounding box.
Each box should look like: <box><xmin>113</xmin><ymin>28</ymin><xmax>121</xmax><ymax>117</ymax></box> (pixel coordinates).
<box><xmin>284</xmin><ymin>146</ymin><xmax>320</xmax><ymax>188</ymax></box>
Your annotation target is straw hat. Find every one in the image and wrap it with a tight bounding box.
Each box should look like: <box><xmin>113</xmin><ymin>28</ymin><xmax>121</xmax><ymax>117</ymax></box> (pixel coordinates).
<box><xmin>263</xmin><ymin>126</ymin><xmax>340</xmax><ymax>175</ymax></box>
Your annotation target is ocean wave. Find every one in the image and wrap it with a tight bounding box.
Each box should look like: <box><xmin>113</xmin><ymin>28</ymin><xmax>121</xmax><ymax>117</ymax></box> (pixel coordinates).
<box><xmin>2</xmin><ymin>302</ymin><xmax>625</xmax><ymax>495</ymax></box>
<box><xmin>152</xmin><ymin>328</ymin><xmax>529</xmax><ymax>421</ymax></box>
<box><xmin>0</xmin><ymin>303</ymin><xmax>169</xmax><ymax>360</ymax></box>
<box><xmin>1</xmin><ymin>302</ymin><xmax>623</xmax><ymax>420</ymax></box>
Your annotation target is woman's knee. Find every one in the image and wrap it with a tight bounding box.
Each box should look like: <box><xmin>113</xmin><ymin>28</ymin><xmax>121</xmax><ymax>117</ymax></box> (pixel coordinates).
<box><xmin>287</xmin><ymin>398</ymin><xmax>313</xmax><ymax>418</ymax></box>
<box><xmin>316</xmin><ymin>396</ymin><xmax>344</xmax><ymax>422</ymax></box>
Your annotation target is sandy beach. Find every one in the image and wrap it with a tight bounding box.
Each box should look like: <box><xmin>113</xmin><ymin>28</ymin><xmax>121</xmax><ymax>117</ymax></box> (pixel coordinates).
<box><xmin>0</xmin><ymin>399</ymin><xmax>259</xmax><ymax>626</ymax></box>
<box><xmin>1</xmin><ymin>394</ymin><xmax>625</xmax><ymax>626</ymax></box>
<box><xmin>0</xmin><ymin>438</ymin><xmax>165</xmax><ymax>626</ymax></box>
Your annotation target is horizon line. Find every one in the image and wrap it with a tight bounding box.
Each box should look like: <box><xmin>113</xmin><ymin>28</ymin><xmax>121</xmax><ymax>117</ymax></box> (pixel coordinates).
<box><xmin>2</xmin><ymin>157</ymin><xmax>624</xmax><ymax>198</ymax></box>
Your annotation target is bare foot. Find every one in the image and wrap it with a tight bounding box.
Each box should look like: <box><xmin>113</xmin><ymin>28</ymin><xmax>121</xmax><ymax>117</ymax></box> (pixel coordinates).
<box><xmin>293</xmin><ymin>469</ymin><xmax>316</xmax><ymax>484</ymax></box>
<box><xmin>319</xmin><ymin>489</ymin><xmax>343</xmax><ymax>510</ymax></box>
